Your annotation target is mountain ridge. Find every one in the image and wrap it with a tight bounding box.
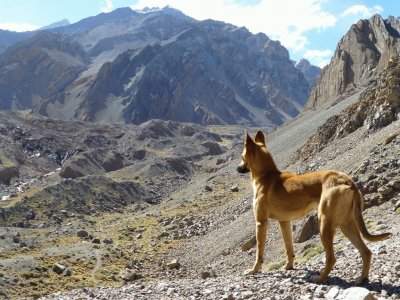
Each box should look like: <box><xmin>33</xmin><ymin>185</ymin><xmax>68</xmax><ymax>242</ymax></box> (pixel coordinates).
<box><xmin>0</xmin><ymin>7</ymin><xmax>312</xmax><ymax>127</ymax></box>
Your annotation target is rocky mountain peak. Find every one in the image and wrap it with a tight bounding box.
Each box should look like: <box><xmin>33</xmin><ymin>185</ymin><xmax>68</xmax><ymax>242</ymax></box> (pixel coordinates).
<box><xmin>295</xmin><ymin>59</ymin><xmax>321</xmax><ymax>89</ymax></box>
<box><xmin>305</xmin><ymin>14</ymin><xmax>400</xmax><ymax>110</ymax></box>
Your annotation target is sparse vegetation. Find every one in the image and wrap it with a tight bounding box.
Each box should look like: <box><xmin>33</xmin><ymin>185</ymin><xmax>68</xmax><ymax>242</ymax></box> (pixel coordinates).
<box><xmin>0</xmin><ymin>151</ymin><xmax>14</xmax><ymax>168</ymax></box>
<box><xmin>264</xmin><ymin>260</ymin><xmax>286</xmax><ymax>271</ymax></box>
<box><xmin>298</xmin><ymin>241</ymin><xmax>324</xmax><ymax>263</ymax></box>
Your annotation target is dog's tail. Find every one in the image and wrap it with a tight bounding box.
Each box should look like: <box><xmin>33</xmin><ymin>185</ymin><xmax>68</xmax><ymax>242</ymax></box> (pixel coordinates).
<box><xmin>353</xmin><ymin>184</ymin><xmax>392</xmax><ymax>242</ymax></box>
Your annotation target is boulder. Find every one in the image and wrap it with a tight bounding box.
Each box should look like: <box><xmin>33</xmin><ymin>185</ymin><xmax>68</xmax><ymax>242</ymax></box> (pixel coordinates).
<box><xmin>230</xmin><ymin>186</ymin><xmax>239</xmax><ymax>192</ymax></box>
<box><xmin>52</xmin><ymin>263</ymin><xmax>71</xmax><ymax>276</ymax></box>
<box><xmin>76</xmin><ymin>230</ymin><xmax>89</xmax><ymax>238</ymax></box>
<box><xmin>166</xmin><ymin>259</ymin><xmax>180</xmax><ymax>269</ymax></box>
<box><xmin>0</xmin><ymin>153</ymin><xmax>18</xmax><ymax>184</ymax></box>
<box><xmin>341</xmin><ymin>287</ymin><xmax>376</xmax><ymax>300</ymax></box>
<box><xmin>119</xmin><ymin>269</ymin><xmax>142</xmax><ymax>281</ymax></box>
<box><xmin>101</xmin><ymin>151</ymin><xmax>123</xmax><ymax>172</ymax></box>
<box><xmin>295</xmin><ymin>213</ymin><xmax>319</xmax><ymax>243</ymax></box>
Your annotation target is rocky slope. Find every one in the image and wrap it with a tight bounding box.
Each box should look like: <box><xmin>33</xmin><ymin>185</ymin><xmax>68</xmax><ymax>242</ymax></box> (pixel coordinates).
<box><xmin>0</xmin><ymin>7</ymin><xmax>310</xmax><ymax>126</ymax></box>
<box><xmin>305</xmin><ymin>14</ymin><xmax>400</xmax><ymax>110</ymax></box>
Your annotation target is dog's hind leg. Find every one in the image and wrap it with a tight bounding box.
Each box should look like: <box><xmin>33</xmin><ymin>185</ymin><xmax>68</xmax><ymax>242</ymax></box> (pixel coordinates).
<box><xmin>312</xmin><ymin>217</ymin><xmax>336</xmax><ymax>283</ymax></box>
<box><xmin>244</xmin><ymin>220</ymin><xmax>268</xmax><ymax>275</ymax></box>
<box><xmin>279</xmin><ymin>221</ymin><xmax>295</xmax><ymax>270</ymax></box>
<box><xmin>340</xmin><ymin>221</ymin><xmax>372</xmax><ymax>283</ymax></box>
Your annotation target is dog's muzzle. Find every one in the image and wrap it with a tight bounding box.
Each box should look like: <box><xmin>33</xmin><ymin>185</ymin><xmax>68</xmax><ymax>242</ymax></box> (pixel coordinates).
<box><xmin>237</xmin><ymin>162</ymin><xmax>250</xmax><ymax>174</ymax></box>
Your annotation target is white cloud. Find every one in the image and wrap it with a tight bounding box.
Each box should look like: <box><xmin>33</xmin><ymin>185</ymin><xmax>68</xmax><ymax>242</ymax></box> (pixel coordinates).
<box><xmin>340</xmin><ymin>4</ymin><xmax>383</xmax><ymax>19</ymax></box>
<box><xmin>130</xmin><ymin>0</ymin><xmax>336</xmax><ymax>53</ymax></box>
<box><xmin>101</xmin><ymin>0</ymin><xmax>114</xmax><ymax>13</ymax></box>
<box><xmin>304</xmin><ymin>49</ymin><xmax>333</xmax><ymax>68</ymax></box>
<box><xmin>0</xmin><ymin>23</ymin><xmax>40</xmax><ymax>32</ymax></box>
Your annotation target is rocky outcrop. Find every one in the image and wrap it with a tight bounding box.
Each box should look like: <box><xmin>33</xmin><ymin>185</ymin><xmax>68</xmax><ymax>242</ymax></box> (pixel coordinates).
<box><xmin>292</xmin><ymin>57</ymin><xmax>400</xmax><ymax>163</ymax></box>
<box><xmin>305</xmin><ymin>14</ymin><xmax>400</xmax><ymax>110</ymax></box>
<box><xmin>295</xmin><ymin>59</ymin><xmax>321</xmax><ymax>89</ymax></box>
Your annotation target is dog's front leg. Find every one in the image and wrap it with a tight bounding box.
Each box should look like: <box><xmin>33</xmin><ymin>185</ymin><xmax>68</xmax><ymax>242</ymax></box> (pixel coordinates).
<box><xmin>244</xmin><ymin>220</ymin><xmax>268</xmax><ymax>275</ymax></box>
<box><xmin>279</xmin><ymin>221</ymin><xmax>295</xmax><ymax>270</ymax></box>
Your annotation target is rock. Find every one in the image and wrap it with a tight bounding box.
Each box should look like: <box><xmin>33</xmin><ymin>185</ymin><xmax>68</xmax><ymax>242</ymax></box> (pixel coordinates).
<box><xmin>91</xmin><ymin>238</ymin><xmax>101</xmax><ymax>244</ymax></box>
<box><xmin>101</xmin><ymin>151</ymin><xmax>123</xmax><ymax>172</ymax></box>
<box><xmin>325</xmin><ymin>286</ymin><xmax>340</xmax><ymax>299</ymax></box>
<box><xmin>12</xmin><ymin>235</ymin><xmax>20</xmax><ymax>243</ymax></box>
<box><xmin>295</xmin><ymin>213</ymin><xmax>319</xmax><ymax>243</ymax></box>
<box><xmin>52</xmin><ymin>263</ymin><xmax>71</xmax><ymax>276</ymax></box>
<box><xmin>394</xmin><ymin>263</ymin><xmax>400</xmax><ymax>273</ymax></box>
<box><xmin>200</xmin><ymin>271</ymin><xmax>212</xmax><ymax>279</ymax></box>
<box><xmin>166</xmin><ymin>259</ymin><xmax>180</xmax><ymax>270</ymax></box>
<box><xmin>103</xmin><ymin>238</ymin><xmax>113</xmax><ymax>244</ymax></box>
<box><xmin>76</xmin><ymin>230</ymin><xmax>89</xmax><ymax>238</ymax></box>
<box><xmin>341</xmin><ymin>287</ymin><xmax>376</xmax><ymax>300</ymax></box>
<box><xmin>241</xmin><ymin>236</ymin><xmax>256</xmax><ymax>251</ymax></box>
<box><xmin>0</xmin><ymin>165</ymin><xmax>19</xmax><ymax>185</ymax></box>
<box><xmin>230</xmin><ymin>186</ymin><xmax>239</xmax><ymax>192</ymax></box>
<box><xmin>221</xmin><ymin>248</ymin><xmax>231</xmax><ymax>256</ymax></box>
<box><xmin>241</xmin><ymin>290</ymin><xmax>254</xmax><ymax>299</ymax></box>
<box><xmin>118</xmin><ymin>269</ymin><xmax>142</xmax><ymax>282</ymax></box>
<box><xmin>389</xmin><ymin>179</ymin><xmax>400</xmax><ymax>190</ymax></box>
<box><xmin>394</xmin><ymin>200</ymin><xmax>400</xmax><ymax>211</ymax></box>
<box><xmin>375</xmin><ymin>224</ymin><xmax>388</xmax><ymax>231</ymax></box>
<box><xmin>377</xmin><ymin>185</ymin><xmax>393</xmax><ymax>195</ymax></box>
<box><xmin>205</xmin><ymin>185</ymin><xmax>213</xmax><ymax>192</ymax></box>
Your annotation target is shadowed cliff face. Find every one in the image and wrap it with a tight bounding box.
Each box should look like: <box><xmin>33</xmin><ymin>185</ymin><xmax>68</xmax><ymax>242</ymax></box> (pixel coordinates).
<box><xmin>305</xmin><ymin>14</ymin><xmax>400</xmax><ymax>110</ymax></box>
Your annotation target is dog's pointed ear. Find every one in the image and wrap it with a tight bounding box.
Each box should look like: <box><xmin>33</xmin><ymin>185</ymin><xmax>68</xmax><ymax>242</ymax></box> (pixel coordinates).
<box><xmin>245</xmin><ymin>130</ymin><xmax>255</xmax><ymax>147</ymax></box>
<box><xmin>254</xmin><ymin>130</ymin><xmax>265</xmax><ymax>145</ymax></box>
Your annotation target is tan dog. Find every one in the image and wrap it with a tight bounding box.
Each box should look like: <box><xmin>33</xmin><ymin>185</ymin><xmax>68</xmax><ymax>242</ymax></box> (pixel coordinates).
<box><xmin>237</xmin><ymin>130</ymin><xmax>391</xmax><ymax>283</ymax></box>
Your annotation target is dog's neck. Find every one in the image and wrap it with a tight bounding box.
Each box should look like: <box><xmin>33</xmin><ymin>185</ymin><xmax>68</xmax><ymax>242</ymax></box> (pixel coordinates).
<box><xmin>251</xmin><ymin>151</ymin><xmax>280</xmax><ymax>180</ymax></box>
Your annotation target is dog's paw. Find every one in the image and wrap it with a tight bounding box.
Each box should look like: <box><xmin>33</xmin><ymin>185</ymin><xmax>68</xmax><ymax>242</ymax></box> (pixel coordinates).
<box><xmin>310</xmin><ymin>275</ymin><xmax>325</xmax><ymax>284</ymax></box>
<box><xmin>355</xmin><ymin>276</ymin><xmax>369</xmax><ymax>285</ymax></box>
<box><xmin>244</xmin><ymin>269</ymin><xmax>257</xmax><ymax>276</ymax></box>
<box><xmin>285</xmin><ymin>263</ymin><xmax>294</xmax><ymax>270</ymax></box>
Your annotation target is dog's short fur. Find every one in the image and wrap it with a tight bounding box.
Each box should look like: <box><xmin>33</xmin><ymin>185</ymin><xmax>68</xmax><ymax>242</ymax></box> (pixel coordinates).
<box><xmin>237</xmin><ymin>130</ymin><xmax>391</xmax><ymax>283</ymax></box>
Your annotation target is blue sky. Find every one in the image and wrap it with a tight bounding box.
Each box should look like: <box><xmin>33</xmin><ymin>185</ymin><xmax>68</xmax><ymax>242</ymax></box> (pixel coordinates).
<box><xmin>1</xmin><ymin>0</ymin><xmax>399</xmax><ymax>67</ymax></box>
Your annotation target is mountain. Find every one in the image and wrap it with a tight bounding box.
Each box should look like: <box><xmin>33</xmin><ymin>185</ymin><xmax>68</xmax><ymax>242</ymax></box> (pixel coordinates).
<box><xmin>295</xmin><ymin>59</ymin><xmax>321</xmax><ymax>89</ymax></box>
<box><xmin>305</xmin><ymin>14</ymin><xmax>400</xmax><ymax>110</ymax></box>
<box><xmin>54</xmin><ymin>21</ymin><xmax>309</xmax><ymax>125</ymax></box>
<box><xmin>0</xmin><ymin>7</ymin><xmax>310</xmax><ymax>126</ymax></box>
<box><xmin>0</xmin><ymin>29</ymin><xmax>35</xmax><ymax>54</ymax></box>
<box><xmin>40</xmin><ymin>19</ymin><xmax>70</xmax><ymax>30</ymax></box>
<box><xmin>0</xmin><ymin>31</ymin><xmax>87</xmax><ymax>110</ymax></box>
